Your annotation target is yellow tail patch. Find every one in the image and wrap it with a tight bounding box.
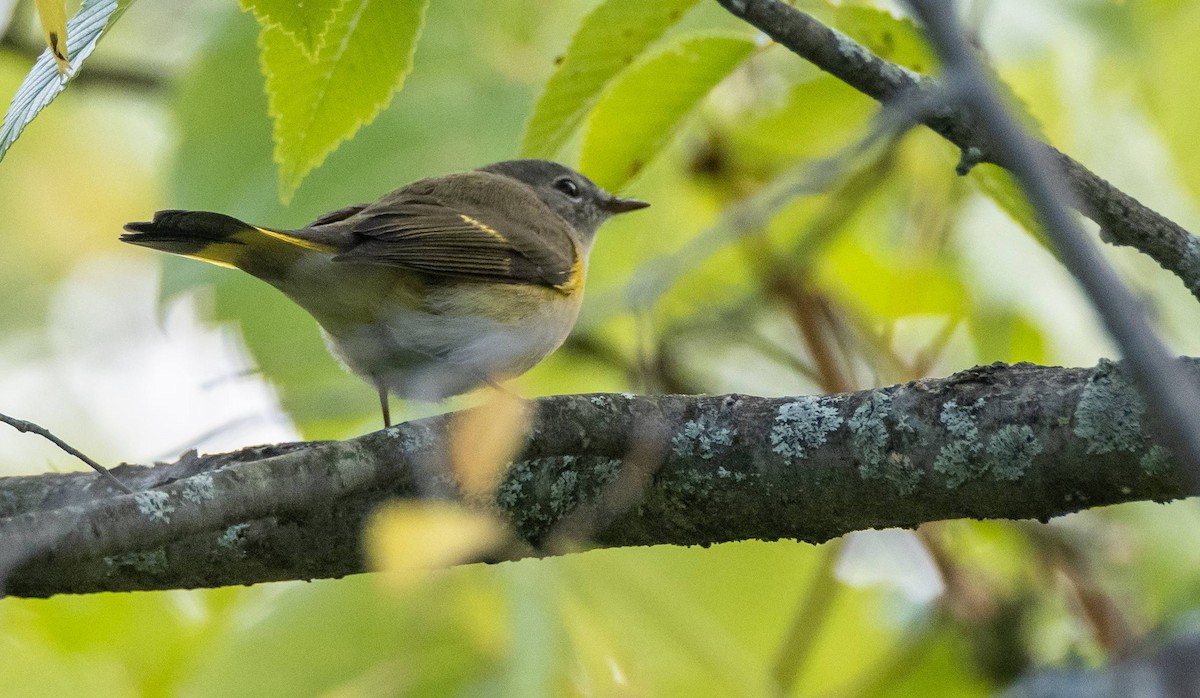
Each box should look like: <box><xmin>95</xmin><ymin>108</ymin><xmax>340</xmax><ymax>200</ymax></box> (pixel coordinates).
<box><xmin>254</xmin><ymin>226</ymin><xmax>339</xmax><ymax>253</ymax></box>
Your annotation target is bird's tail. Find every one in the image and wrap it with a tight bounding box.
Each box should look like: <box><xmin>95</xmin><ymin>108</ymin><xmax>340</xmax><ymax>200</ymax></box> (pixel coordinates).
<box><xmin>121</xmin><ymin>210</ymin><xmax>335</xmax><ymax>273</ymax></box>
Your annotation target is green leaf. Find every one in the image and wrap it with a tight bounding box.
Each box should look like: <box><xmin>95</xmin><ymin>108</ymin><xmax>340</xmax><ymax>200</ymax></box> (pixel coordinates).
<box><xmin>970</xmin><ymin>307</ymin><xmax>1047</xmax><ymax>366</ymax></box>
<box><xmin>0</xmin><ymin>0</ymin><xmax>133</xmax><ymax>163</ymax></box>
<box><xmin>1139</xmin><ymin>4</ymin><xmax>1200</xmax><ymax>203</ymax></box>
<box><xmin>833</xmin><ymin>6</ymin><xmax>936</xmax><ymax>74</ymax></box>
<box><xmin>831</xmin><ymin>5</ymin><xmax>1054</xmax><ymax>249</ymax></box>
<box><xmin>240</xmin><ymin>0</ymin><xmax>347</xmax><ymax>57</ymax></box>
<box><xmin>260</xmin><ymin>0</ymin><xmax>429</xmax><ymax>203</ymax></box>
<box><xmin>730</xmin><ymin>75</ymin><xmax>875</xmax><ymax>166</ymax></box>
<box><xmin>520</xmin><ymin>0</ymin><xmax>701</xmax><ymax>160</ymax></box>
<box><xmin>970</xmin><ymin>164</ymin><xmax>1049</xmax><ymax>249</ymax></box>
<box><xmin>580</xmin><ymin>32</ymin><xmax>756</xmax><ymax>191</ymax></box>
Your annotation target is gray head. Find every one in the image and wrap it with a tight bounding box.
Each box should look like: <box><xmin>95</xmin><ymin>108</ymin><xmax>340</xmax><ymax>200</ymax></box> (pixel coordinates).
<box><xmin>479</xmin><ymin>159</ymin><xmax>648</xmax><ymax>242</ymax></box>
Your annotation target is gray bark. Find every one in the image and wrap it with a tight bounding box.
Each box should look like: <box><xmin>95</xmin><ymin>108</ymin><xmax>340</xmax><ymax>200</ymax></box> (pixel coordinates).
<box><xmin>713</xmin><ymin>0</ymin><xmax>1200</xmax><ymax>301</ymax></box>
<box><xmin>0</xmin><ymin>359</ymin><xmax>1189</xmax><ymax>598</ymax></box>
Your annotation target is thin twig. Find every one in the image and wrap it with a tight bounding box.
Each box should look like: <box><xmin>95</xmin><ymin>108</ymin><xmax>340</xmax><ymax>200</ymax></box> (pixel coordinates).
<box><xmin>713</xmin><ymin>0</ymin><xmax>1200</xmax><ymax>301</ymax></box>
<box><xmin>0</xmin><ymin>412</ymin><xmax>133</xmax><ymax>493</ymax></box>
<box><xmin>620</xmin><ymin>87</ymin><xmax>927</xmax><ymax>315</ymax></box>
<box><xmin>903</xmin><ymin>0</ymin><xmax>1200</xmax><ymax>478</ymax></box>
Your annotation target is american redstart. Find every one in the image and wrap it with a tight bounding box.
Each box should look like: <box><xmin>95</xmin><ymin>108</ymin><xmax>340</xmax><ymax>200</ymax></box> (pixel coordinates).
<box><xmin>122</xmin><ymin>159</ymin><xmax>648</xmax><ymax>426</ymax></box>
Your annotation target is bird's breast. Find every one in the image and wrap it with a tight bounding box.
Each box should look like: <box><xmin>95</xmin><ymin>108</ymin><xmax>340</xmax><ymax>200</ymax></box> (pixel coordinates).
<box><xmin>313</xmin><ymin>267</ymin><xmax>587</xmax><ymax>400</ymax></box>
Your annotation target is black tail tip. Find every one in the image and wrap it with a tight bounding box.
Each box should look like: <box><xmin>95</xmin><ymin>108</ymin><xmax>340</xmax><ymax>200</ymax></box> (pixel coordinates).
<box><xmin>119</xmin><ymin>210</ymin><xmax>250</xmax><ymax>245</ymax></box>
<box><xmin>122</xmin><ymin>221</ymin><xmax>154</xmax><ymax>235</ymax></box>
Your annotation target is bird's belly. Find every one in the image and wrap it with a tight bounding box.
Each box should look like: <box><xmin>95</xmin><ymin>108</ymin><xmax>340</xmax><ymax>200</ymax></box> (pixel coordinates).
<box><xmin>318</xmin><ymin>277</ymin><xmax>584</xmax><ymax>400</ymax></box>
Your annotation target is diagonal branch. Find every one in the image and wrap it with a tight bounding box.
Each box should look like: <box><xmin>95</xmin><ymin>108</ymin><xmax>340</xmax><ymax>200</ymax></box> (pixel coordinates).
<box><xmin>897</xmin><ymin>0</ymin><xmax>1200</xmax><ymax>495</ymax></box>
<box><xmin>713</xmin><ymin>0</ymin><xmax>1200</xmax><ymax>302</ymax></box>
<box><xmin>0</xmin><ymin>412</ymin><xmax>133</xmax><ymax>493</ymax></box>
<box><xmin>0</xmin><ymin>359</ymin><xmax>1193</xmax><ymax>598</ymax></box>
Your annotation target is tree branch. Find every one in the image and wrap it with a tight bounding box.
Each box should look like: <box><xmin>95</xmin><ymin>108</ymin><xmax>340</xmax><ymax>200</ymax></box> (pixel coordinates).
<box><xmin>897</xmin><ymin>0</ymin><xmax>1200</xmax><ymax>498</ymax></box>
<box><xmin>0</xmin><ymin>359</ymin><xmax>1192</xmax><ymax>598</ymax></box>
<box><xmin>0</xmin><ymin>412</ymin><xmax>132</xmax><ymax>493</ymax></box>
<box><xmin>713</xmin><ymin>0</ymin><xmax>1200</xmax><ymax>302</ymax></box>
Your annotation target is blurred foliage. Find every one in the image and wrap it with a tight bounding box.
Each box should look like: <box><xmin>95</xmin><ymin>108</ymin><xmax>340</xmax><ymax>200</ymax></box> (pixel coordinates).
<box><xmin>3</xmin><ymin>0</ymin><xmax>1200</xmax><ymax>695</ymax></box>
<box><xmin>0</xmin><ymin>0</ymin><xmax>133</xmax><ymax>160</ymax></box>
<box><xmin>520</xmin><ymin>0</ymin><xmax>702</xmax><ymax>159</ymax></box>
<box><xmin>579</xmin><ymin>31</ymin><xmax>758</xmax><ymax>190</ymax></box>
<box><xmin>257</xmin><ymin>0</ymin><xmax>429</xmax><ymax>202</ymax></box>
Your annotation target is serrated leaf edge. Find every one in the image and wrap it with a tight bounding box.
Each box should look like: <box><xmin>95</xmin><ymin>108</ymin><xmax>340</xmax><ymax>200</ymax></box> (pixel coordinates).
<box><xmin>259</xmin><ymin>0</ymin><xmax>429</xmax><ymax>203</ymax></box>
<box><xmin>519</xmin><ymin>0</ymin><xmax>701</xmax><ymax>159</ymax></box>
<box><xmin>579</xmin><ymin>30</ymin><xmax>759</xmax><ymax>190</ymax></box>
<box><xmin>239</xmin><ymin>0</ymin><xmax>350</xmax><ymax>60</ymax></box>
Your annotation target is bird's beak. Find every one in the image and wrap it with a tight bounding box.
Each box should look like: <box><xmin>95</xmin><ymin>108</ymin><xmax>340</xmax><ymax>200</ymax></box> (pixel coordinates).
<box><xmin>601</xmin><ymin>195</ymin><xmax>650</xmax><ymax>214</ymax></box>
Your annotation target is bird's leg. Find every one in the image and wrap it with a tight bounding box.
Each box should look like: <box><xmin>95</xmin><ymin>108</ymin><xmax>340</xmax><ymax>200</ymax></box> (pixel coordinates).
<box><xmin>377</xmin><ymin>383</ymin><xmax>391</xmax><ymax>428</ymax></box>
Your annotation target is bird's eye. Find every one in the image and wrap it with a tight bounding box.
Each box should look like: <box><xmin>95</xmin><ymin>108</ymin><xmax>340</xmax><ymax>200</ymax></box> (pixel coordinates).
<box><xmin>554</xmin><ymin>177</ymin><xmax>581</xmax><ymax>199</ymax></box>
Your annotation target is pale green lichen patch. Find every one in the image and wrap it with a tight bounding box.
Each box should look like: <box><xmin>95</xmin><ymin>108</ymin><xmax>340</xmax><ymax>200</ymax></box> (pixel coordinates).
<box><xmin>986</xmin><ymin>425</ymin><xmax>1043</xmax><ymax>481</ymax></box>
<box><xmin>941</xmin><ymin>399</ymin><xmax>983</xmax><ymax>441</ymax></box>
<box><xmin>934</xmin><ymin>440</ymin><xmax>980</xmax><ymax>488</ymax></box>
<box><xmin>933</xmin><ymin>399</ymin><xmax>986</xmax><ymax>487</ymax></box>
<box><xmin>549</xmin><ymin>471</ymin><xmax>580</xmax><ymax>516</ymax></box>
<box><xmin>1073</xmin><ymin>359</ymin><xmax>1146</xmax><ymax>455</ymax></box>
<box><xmin>397</xmin><ymin>424</ymin><xmax>435</xmax><ymax>453</ymax></box>
<box><xmin>134</xmin><ymin>490</ymin><xmax>175</xmax><ymax>523</ymax></box>
<box><xmin>1140</xmin><ymin>445</ymin><xmax>1174</xmax><ymax>476</ymax></box>
<box><xmin>849</xmin><ymin>393</ymin><xmax>891</xmax><ymax>466</ymax></box>
<box><xmin>672</xmin><ymin>416</ymin><xmax>736</xmax><ymax>460</ymax></box>
<box><xmin>496</xmin><ymin>456</ymin><xmax>622</xmax><ymax>541</ymax></box>
<box><xmin>181</xmin><ymin>474</ymin><xmax>215</xmax><ymax>504</ymax></box>
<box><xmin>104</xmin><ymin>548</ymin><xmax>167</xmax><ymax>574</ymax></box>
<box><xmin>217</xmin><ymin>523</ymin><xmax>250</xmax><ymax>554</ymax></box>
<box><xmin>716</xmin><ymin>466</ymin><xmax>748</xmax><ymax>482</ymax></box>
<box><xmin>770</xmin><ymin>397</ymin><xmax>843</xmax><ymax>462</ymax></box>
<box><xmin>496</xmin><ymin>458</ymin><xmax>537</xmax><ymax>510</ymax></box>
<box><xmin>932</xmin><ymin>399</ymin><xmax>1043</xmax><ymax>487</ymax></box>
<box><xmin>848</xmin><ymin>392</ymin><xmax>919</xmax><ymax>494</ymax></box>
<box><xmin>665</xmin><ymin>468</ymin><xmax>718</xmax><ymax>498</ymax></box>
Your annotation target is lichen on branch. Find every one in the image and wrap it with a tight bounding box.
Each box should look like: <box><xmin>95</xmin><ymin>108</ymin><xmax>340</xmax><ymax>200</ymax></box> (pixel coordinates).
<box><xmin>0</xmin><ymin>359</ymin><xmax>1192</xmax><ymax>598</ymax></box>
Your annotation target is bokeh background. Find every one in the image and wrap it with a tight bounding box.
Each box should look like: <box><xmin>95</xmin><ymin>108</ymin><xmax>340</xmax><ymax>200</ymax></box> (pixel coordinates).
<box><xmin>4</xmin><ymin>0</ymin><xmax>1200</xmax><ymax>695</ymax></box>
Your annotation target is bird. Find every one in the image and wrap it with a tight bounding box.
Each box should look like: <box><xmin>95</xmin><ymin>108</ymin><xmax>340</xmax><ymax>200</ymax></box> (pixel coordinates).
<box><xmin>121</xmin><ymin>159</ymin><xmax>649</xmax><ymax>427</ymax></box>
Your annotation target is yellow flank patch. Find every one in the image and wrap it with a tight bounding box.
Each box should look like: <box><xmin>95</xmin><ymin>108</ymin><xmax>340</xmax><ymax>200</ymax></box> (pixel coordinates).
<box><xmin>554</xmin><ymin>243</ymin><xmax>586</xmax><ymax>296</ymax></box>
<box><xmin>459</xmin><ymin>214</ymin><xmax>508</xmax><ymax>243</ymax></box>
<box><xmin>255</xmin><ymin>226</ymin><xmax>339</xmax><ymax>253</ymax></box>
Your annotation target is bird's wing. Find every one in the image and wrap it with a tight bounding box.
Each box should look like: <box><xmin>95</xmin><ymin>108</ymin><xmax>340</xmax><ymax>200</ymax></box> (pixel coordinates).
<box><xmin>327</xmin><ymin>175</ymin><xmax>580</xmax><ymax>289</ymax></box>
<box><xmin>309</xmin><ymin>203</ymin><xmax>369</xmax><ymax>227</ymax></box>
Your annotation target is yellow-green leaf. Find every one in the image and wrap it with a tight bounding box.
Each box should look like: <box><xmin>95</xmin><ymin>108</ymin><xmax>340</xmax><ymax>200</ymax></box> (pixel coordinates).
<box><xmin>520</xmin><ymin>0</ymin><xmax>701</xmax><ymax>160</ymax></box>
<box><xmin>833</xmin><ymin>6</ymin><xmax>936</xmax><ymax>73</ymax></box>
<box><xmin>240</xmin><ymin>0</ymin><xmax>347</xmax><ymax>57</ymax></box>
<box><xmin>0</xmin><ymin>0</ymin><xmax>133</xmax><ymax>163</ymax></box>
<box><xmin>260</xmin><ymin>0</ymin><xmax>429</xmax><ymax>203</ymax></box>
<box><xmin>970</xmin><ymin>164</ymin><xmax>1049</xmax><ymax>249</ymax></box>
<box><xmin>580</xmin><ymin>33</ymin><xmax>757</xmax><ymax>191</ymax></box>
<box><xmin>34</xmin><ymin>0</ymin><xmax>70</xmax><ymax>74</ymax></box>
